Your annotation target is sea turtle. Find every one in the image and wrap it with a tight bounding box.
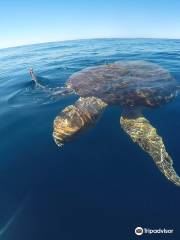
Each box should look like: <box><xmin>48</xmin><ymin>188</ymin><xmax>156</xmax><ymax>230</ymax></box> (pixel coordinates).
<box><xmin>29</xmin><ymin>60</ymin><xmax>180</xmax><ymax>186</ymax></box>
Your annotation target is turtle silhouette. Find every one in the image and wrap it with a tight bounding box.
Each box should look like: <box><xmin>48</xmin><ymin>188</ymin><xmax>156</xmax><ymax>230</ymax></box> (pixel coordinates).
<box><xmin>29</xmin><ymin>60</ymin><xmax>180</xmax><ymax>186</ymax></box>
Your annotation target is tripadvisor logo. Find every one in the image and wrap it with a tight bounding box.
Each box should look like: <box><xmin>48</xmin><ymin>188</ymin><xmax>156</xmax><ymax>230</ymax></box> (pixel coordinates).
<box><xmin>135</xmin><ymin>227</ymin><xmax>143</xmax><ymax>236</ymax></box>
<box><xmin>135</xmin><ymin>226</ymin><xmax>174</xmax><ymax>236</ymax></box>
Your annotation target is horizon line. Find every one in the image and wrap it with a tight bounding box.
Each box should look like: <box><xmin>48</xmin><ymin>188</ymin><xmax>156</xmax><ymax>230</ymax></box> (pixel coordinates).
<box><xmin>1</xmin><ymin>36</ymin><xmax>180</xmax><ymax>51</ymax></box>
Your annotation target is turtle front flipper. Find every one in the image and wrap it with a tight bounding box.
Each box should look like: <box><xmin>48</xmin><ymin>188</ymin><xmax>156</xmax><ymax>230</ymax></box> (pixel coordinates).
<box><xmin>53</xmin><ymin>97</ymin><xmax>107</xmax><ymax>147</ymax></box>
<box><xmin>120</xmin><ymin>109</ymin><xmax>180</xmax><ymax>186</ymax></box>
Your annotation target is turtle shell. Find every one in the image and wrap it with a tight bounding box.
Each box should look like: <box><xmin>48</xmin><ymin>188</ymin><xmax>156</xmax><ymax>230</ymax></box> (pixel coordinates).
<box><xmin>67</xmin><ymin>60</ymin><xmax>178</xmax><ymax>107</ymax></box>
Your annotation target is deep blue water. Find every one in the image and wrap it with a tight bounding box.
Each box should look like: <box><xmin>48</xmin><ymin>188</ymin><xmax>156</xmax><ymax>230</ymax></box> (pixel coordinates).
<box><xmin>0</xmin><ymin>38</ymin><xmax>180</xmax><ymax>240</ymax></box>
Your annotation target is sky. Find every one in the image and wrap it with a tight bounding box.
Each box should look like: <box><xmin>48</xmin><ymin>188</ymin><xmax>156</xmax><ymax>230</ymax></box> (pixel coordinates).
<box><xmin>0</xmin><ymin>0</ymin><xmax>180</xmax><ymax>49</ymax></box>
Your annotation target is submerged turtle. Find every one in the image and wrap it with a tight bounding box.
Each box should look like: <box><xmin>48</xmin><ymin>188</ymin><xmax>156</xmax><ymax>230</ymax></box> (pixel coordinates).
<box><xmin>30</xmin><ymin>60</ymin><xmax>180</xmax><ymax>186</ymax></box>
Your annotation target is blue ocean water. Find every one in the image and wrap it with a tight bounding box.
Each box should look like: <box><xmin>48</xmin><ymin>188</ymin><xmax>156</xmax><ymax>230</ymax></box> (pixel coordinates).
<box><xmin>0</xmin><ymin>38</ymin><xmax>180</xmax><ymax>239</ymax></box>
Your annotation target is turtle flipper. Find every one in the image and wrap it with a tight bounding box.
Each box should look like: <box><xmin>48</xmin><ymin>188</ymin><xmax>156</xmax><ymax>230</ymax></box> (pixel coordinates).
<box><xmin>120</xmin><ymin>110</ymin><xmax>180</xmax><ymax>186</ymax></box>
<box><xmin>29</xmin><ymin>68</ymin><xmax>46</xmax><ymax>89</ymax></box>
<box><xmin>29</xmin><ymin>69</ymin><xmax>74</xmax><ymax>95</ymax></box>
<box><xmin>53</xmin><ymin>97</ymin><xmax>107</xmax><ymax>146</ymax></box>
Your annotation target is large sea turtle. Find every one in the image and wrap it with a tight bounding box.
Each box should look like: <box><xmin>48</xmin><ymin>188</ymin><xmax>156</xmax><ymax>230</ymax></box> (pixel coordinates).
<box><xmin>29</xmin><ymin>60</ymin><xmax>180</xmax><ymax>186</ymax></box>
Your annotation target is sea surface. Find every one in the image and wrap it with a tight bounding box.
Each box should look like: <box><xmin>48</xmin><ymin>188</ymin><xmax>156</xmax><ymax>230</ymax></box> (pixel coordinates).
<box><xmin>0</xmin><ymin>38</ymin><xmax>180</xmax><ymax>239</ymax></box>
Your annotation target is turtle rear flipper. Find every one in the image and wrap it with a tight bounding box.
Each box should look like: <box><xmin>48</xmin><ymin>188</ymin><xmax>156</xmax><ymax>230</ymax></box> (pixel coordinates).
<box><xmin>29</xmin><ymin>69</ymin><xmax>74</xmax><ymax>95</ymax></box>
<box><xmin>29</xmin><ymin>68</ymin><xmax>47</xmax><ymax>89</ymax></box>
<box><xmin>120</xmin><ymin>110</ymin><xmax>180</xmax><ymax>186</ymax></box>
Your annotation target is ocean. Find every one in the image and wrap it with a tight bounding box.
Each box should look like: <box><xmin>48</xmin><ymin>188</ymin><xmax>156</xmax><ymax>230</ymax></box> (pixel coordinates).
<box><xmin>0</xmin><ymin>38</ymin><xmax>180</xmax><ymax>239</ymax></box>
